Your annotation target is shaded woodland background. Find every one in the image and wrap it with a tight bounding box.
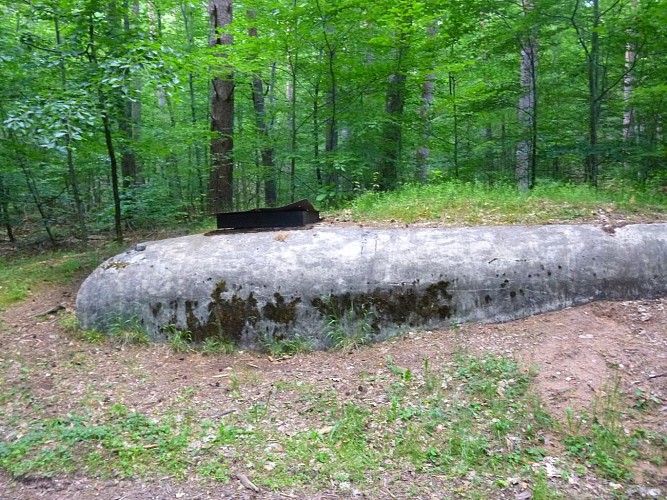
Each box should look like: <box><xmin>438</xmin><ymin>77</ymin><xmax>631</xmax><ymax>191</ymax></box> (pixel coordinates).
<box><xmin>0</xmin><ymin>0</ymin><xmax>665</xmax><ymax>245</ymax></box>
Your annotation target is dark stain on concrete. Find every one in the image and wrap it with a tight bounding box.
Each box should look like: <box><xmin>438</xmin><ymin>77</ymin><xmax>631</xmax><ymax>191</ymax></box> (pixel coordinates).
<box><xmin>182</xmin><ymin>280</ymin><xmax>260</xmax><ymax>343</ymax></box>
<box><xmin>262</xmin><ymin>293</ymin><xmax>301</xmax><ymax>324</ymax></box>
<box><xmin>311</xmin><ymin>280</ymin><xmax>455</xmax><ymax>330</ymax></box>
<box><xmin>150</xmin><ymin>302</ymin><xmax>162</xmax><ymax>317</ymax></box>
<box><xmin>185</xmin><ymin>300</ymin><xmax>199</xmax><ymax>332</ymax></box>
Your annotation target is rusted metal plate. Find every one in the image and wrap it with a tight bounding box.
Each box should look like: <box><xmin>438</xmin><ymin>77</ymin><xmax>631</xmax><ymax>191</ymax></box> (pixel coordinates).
<box><xmin>216</xmin><ymin>199</ymin><xmax>320</xmax><ymax>229</ymax></box>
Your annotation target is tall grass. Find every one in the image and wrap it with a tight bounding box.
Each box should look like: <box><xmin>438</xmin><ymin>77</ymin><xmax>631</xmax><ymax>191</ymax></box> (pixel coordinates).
<box><xmin>0</xmin><ymin>248</ymin><xmax>117</xmax><ymax>308</ymax></box>
<box><xmin>345</xmin><ymin>181</ymin><xmax>666</xmax><ymax>225</ymax></box>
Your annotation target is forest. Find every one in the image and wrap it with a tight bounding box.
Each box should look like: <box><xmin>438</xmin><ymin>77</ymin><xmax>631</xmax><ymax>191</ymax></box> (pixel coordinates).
<box><xmin>1</xmin><ymin>0</ymin><xmax>666</xmax><ymax>245</ymax></box>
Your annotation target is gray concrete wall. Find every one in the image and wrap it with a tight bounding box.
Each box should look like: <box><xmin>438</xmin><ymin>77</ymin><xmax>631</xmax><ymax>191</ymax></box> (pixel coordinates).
<box><xmin>76</xmin><ymin>224</ymin><xmax>667</xmax><ymax>348</ymax></box>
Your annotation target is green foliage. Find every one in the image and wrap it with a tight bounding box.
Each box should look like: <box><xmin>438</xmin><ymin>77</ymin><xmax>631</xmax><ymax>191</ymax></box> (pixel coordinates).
<box><xmin>261</xmin><ymin>334</ymin><xmax>315</xmax><ymax>357</ymax></box>
<box><xmin>323</xmin><ymin>299</ymin><xmax>376</xmax><ymax>350</ymax></box>
<box><xmin>59</xmin><ymin>313</ymin><xmax>105</xmax><ymax>343</ymax></box>
<box><xmin>562</xmin><ymin>377</ymin><xmax>646</xmax><ymax>481</ymax></box>
<box><xmin>199</xmin><ymin>336</ymin><xmax>236</xmax><ymax>356</ymax></box>
<box><xmin>107</xmin><ymin>315</ymin><xmax>150</xmax><ymax>347</ymax></box>
<box><xmin>0</xmin><ymin>0</ymin><xmax>663</xmax><ymax>243</ymax></box>
<box><xmin>0</xmin><ymin>405</ymin><xmax>192</xmax><ymax>478</ymax></box>
<box><xmin>163</xmin><ymin>325</ymin><xmax>194</xmax><ymax>354</ymax></box>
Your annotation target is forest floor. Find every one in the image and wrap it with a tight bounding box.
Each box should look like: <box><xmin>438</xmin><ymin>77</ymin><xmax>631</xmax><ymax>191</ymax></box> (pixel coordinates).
<box><xmin>1</xmin><ymin>205</ymin><xmax>667</xmax><ymax>499</ymax></box>
<box><xmin>0</xmin><ymin>278</ymin><xmax>666</xmax><ymax>499</ymax></box>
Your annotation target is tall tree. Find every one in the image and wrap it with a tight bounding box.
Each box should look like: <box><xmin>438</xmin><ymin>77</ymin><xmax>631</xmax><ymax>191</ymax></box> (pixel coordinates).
<box><xmin>415</xmin><ymin>23</ymin><xmax>436</xmax><ymax>183</ymax></box>
<box><xmin>248</xmin><ymin>9</ymin><xmax>277</xmax><ymax>206</ymax></box>
<box><xmin>119</xmin><ymin>0</ymin><xmax>142</xmax><ymax>187</ymax></box>
<box><xmin>623</xmin><ymin>0</ymin><xmax>639</xmax><ymax>146</ymax></box>
<box><xmin>376</xmin><ymin>2</ymin><xmax>413</xmax><ymax>191</ymax></box>
<box><xmin>516</xmin><ymin>0</ymin><xmax>538</xmax><ymax>191</ymax></box>
<box><xmin>208</xmin><ymin>0</ymin><xmax>234</xmax><ymax>213</ymax></box>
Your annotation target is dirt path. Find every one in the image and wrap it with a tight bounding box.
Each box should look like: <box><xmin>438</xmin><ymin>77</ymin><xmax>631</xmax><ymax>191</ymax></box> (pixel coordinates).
<box><xmin>1</xmin><ymin>283</ymin><xmax>666</xmax><ymax>498</ymax></box>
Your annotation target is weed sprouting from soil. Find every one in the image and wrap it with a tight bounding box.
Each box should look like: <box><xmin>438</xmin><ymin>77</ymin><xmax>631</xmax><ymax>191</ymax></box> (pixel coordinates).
<box><xmin>0</xmin><ymin>352</ymin><xmax>556</xmax><ymax>492</ymax></box>
<box><xmin>261</xmin><ymin>334</ymin><xmax>315</xmax><ymax>356</ymax></box>
<box><xmin>562</xmin><ymin>375</ymin><xmax>666</xmax><ymax>482</ymax></box>
<box><xmin>107</xmin><ymin>315</ymin><xmax>150</xmax><ymax>347</ymax></box>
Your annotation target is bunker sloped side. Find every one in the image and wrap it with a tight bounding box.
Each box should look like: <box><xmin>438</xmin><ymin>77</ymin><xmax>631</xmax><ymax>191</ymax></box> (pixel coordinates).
<box><xmin>76</xmin><ymin>224</ymin><xmax>667</xmax><ymax>348</ymax></box>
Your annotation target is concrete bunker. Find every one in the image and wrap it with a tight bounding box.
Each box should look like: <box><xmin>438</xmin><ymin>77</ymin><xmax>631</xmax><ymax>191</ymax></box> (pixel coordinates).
<box><xmin>76</xmin><ymin>224</ymin><xmax>667</xmax><ymax>349</ymax></box>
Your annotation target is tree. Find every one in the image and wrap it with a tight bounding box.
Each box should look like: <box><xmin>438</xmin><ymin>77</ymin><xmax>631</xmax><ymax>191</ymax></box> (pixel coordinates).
<box><xmin>248</xmin><ymin>8</ymin><xmax>277</xmax><ymax>206</ymax></box>
<box><xmin>208</xmin><ymin>0</ymin><xmax>234</xmax><ymax>213</ymax></box>
<box><xmin>516</xmin><ymin>0</ymin><xmax>538</xmax><ymax>191</ymax></box>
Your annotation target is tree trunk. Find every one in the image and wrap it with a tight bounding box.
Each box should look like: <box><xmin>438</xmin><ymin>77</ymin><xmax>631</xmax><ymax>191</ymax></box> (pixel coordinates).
<box><xmin>55</xmin><ymin>13</ymin><xmax>87</xmax><ymax>246</ymax></box>
<box><xmin>315</xmin><ymin>0</ymin><xmax>339</xmax><ymax>194</ymax></box>
<box><xmin>623</xmin><ymin>0</ymin><xmax>638</xmax><ymax>153</ymax></box>
<box><xmin>586</xmin><ymin>0</ymin><xmax>601</xmax><ymax>187</ymax></box>
<box><xmin>89</xmin><ymin>14</ymin><xmax>123</xmax><ymax>242</ymax></box>
<box><xmin>449</xmin><ymin>72</ymin><xmax>459</xmax><ymax>178</ymax></box>
<box><xmin>118</xmin><ymin>1</ymin><xmax>140</xmax><ymax>187</ymax></box>
<box><xmin>208</xmin><ymin>0</ymin><xmax>234</xmax><ymax>213</ymax></box>
<box><xmin>0</xmin><ymin>176</ymin><xmax>13</xmax><ymax>242</ymax></box>
<box><xmin>180</xmin><ymin>1</ymin><xmax>205</xmax><ymax>212</ymax></box>
<box><xmin>313</xmin><ymin>56</ymin><xmax>321</xmax><ymax>185</ymax></box>
<box><xmin>287</xmin><ymin>1</ymin><xmax>298</xmax><ymax>202</ymax></box>
<box><xmin>0</xmin><ymin>101</ymin><xmax>55</xmax><ymax>247</ymax></box>
<box><xmin>101</xmin><ymin>98</ymin><xmax>124</xmax><ymax>243</ymax></box>
<box><xmin>377</xmin><ymin>46</ymin><xmax>407</xmax><ymax>192</ymax></box>
<box><xmin>416</xmin><ymin>24</ymin><xmax>436</xmax><ymax>183</ymax></box>
<box><xmin>248</xmin><ymin>9</ymin><xmax>277</xmax><ymax>207</ymax></box>
<box><xmin>516</xmin><ymin>0</ymin><xmax>538</xmax><ymax>191</ymax></box>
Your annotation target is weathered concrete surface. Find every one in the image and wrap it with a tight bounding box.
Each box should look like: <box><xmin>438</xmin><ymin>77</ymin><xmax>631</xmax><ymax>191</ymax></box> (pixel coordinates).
<box><xmin>76</xmin><ymin>224</ymin><xmax>667</xmax><ymax>348</ymax></box>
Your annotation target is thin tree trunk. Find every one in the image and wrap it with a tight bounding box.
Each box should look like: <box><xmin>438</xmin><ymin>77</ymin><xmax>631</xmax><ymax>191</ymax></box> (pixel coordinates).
<box><xmin>8</xmin><ymin>138</ymin><xmax>56</xmax><ymax>246</ymax></box>
<box><xmin>181</xmin><ymin>1</ymin><xmax>205</xmax><ymax>211</ymax></box>
<box><xmin>623</xmin><ymin>0</ymin><xmax>638</xmax><ymax>155</ymax></box>
<box><xmin>313</xmin><ymin>55</ymin><xmax>321</xmax><ymax>185</ymax></box>
<box><xmin>587</xmin><ymin>0</ymin><xmax>601</xmax><ymax>187</ymax></box>
<box><xmin>572</xmin><ymin>0</ymin><xmax>601</xmax><ymax>186</ymax></box>
<box><xmin>449</xmin><ymin>72</ymin><xmax>459</xmax><ymax>178</ymax></box>
<box><xmin>377</xmin><ymin>42</ymin><xmax>408</xmax><ymax>192</ymax></box>
<box><xmin>416</xmin><ymin>74</ymin><xmax>434</xmax><ymax>183</ymax></box>
<box><xmin>89</xmin><ymin>15</ymin><xmax>123</xmax><ymax>242</ymax></box>
<box><xmin>248</xmin><ymin>9</ymin><xmax>277</xmax><ymax>206</ymax></box>
<box><xmin>516</xmin><ymin>0</ymin><xmax>538</xmax><ymax>191</ymax></box>
<box><xmin>0</xmin><ymin>176</ymin><xmax>13</xmax><ymax>242</ymax></box>
<box><xmin>416</xmin><ymin>24</ymin><xmax>436</xmax><ymax>183</ymax></box>
<box><xmin>315</xmin><ymin>0</ymin><xmax>338</xmax><ymax>193</ymax></box>
<box><xmin>101</xmin><ymin>99</ymin><xmax>123</xmax><ymax>242</ymax></box>
<box><xmin>120</xmin><ymin>0</ymin><xmax>140</xmax><ymax>187</ymax></box>
<box><xmin>55</xmin><ymin>13</ymin><xmax>87</xmax><ymax>245</ymax></box>
<box><xmin>485</xmin><ymin>123</ymin><xmax>494</xmax><ymax>172</ymax></box>
<box><xmin>501</xmin><ymin>119</ymin><xmax>511</xmax><ymax>175</ymax></box>
<box><xmin>0</xmin><ymin>101</ymin><xmax>57</xmax><ymax>247</ymax></box>
<box><xmin>208</xmin><ymin>0</ymin><xmax>234</xmax><ymax>213</ymax></box>
<box><xmin>287</xmin><ymin>30</ymin><xmax>298</xmax><ymax>200</ymax></box>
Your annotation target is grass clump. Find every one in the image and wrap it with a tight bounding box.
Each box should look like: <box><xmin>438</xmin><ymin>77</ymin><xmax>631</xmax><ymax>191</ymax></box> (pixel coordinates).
<box><xmin>107</xmin><ymin>316</ymin><xmax>150</xmax><ymax>347</ymax></box>
<box><xmin>262</xmin><ymin>334</ymin><xmax>315</xmax><ymax>356</ymax></box>
<box><xmin>199</xmin><ymin>336</ymin><xmax>237</xmax><ymax>355</ymax></box>
<box><xmin>562</xmin><ymin>376</ymin><xmax>666</xmax><ymax>481</ymax></box>
<box><xmin>59</xmin><ymin>312</ymin><xmax>105</xmax><ymax>343</ymax></box>
<box><xmin>163</xmin><ymin>325</ymin><xmax>194</xmax><ymax>353</ymax></box>
<box><xmin>323</xmin><ymin>301</ymin><xmax>376</xmax><ymax>350</ymax></box>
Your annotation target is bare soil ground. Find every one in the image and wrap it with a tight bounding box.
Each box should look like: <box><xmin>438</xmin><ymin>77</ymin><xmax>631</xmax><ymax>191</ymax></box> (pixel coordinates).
<box><xmin>0</xmin><ymin>280</ymin><xmax>666</xmax><ymax>499</ymax></box>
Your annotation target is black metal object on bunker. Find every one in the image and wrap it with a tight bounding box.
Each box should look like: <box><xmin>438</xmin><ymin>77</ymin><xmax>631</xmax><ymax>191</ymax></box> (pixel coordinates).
<box><xmin>215</xmin><ymin>199</ymin><xmax>321</xmax><ymax>229</ymax></box>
